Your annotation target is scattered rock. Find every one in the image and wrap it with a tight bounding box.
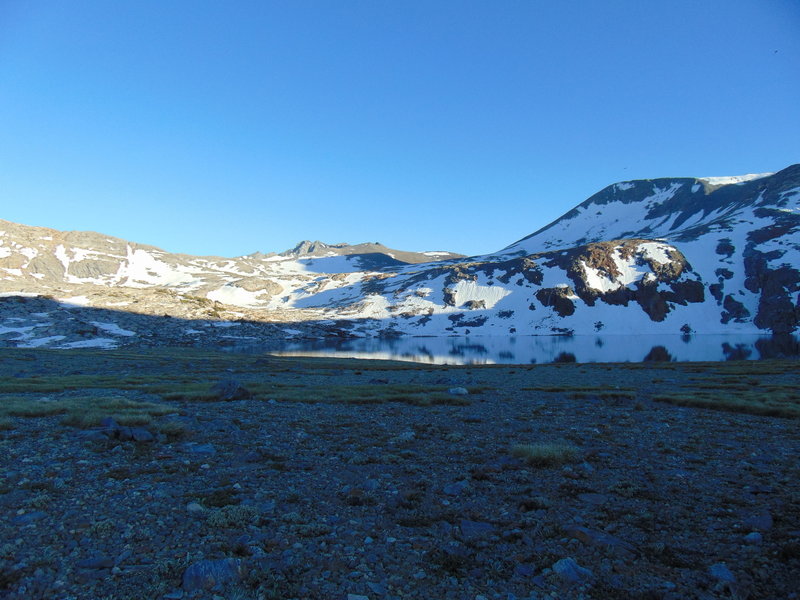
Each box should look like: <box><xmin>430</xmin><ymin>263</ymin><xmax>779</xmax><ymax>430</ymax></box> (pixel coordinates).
<box><xmin>708</xmin><ymin>563</ymin><xmax>735</xmax><ymax>583</ymax></box>
<box><xmin>183</xmin><ymin>442</ymin><xmax>216</xmax><ymax>455</ymax></box>
<box><xmin>11</xmin><ymin>511</ymin><xmax>47</xmax><ymax>525</ymax></box>
<box><xmin>563</xmin><ymin>525</ymin><xmax>636</xmax><ymax>557</ymax></box>
<box><xmin>744</xmin><ymin>510</ymin><xmax>773</xmax><ymax>531</ymax></box>
<box><xmin>448</xmin><ymin>387</ymin><xmax>469</xmax><ymax>396</ymax></box>
<box><xmin>443</xmin><ymin>480</ymin><xmax>469</xmax><ymax>496</ymax></box>
<box><xmin>392</xmin><ymin>431</ymin><xmax>415</xmax><ymax>443</ymax></box>
<box><xmin>459</xmin><ymin>519</ymin><xmax>495</xmax><ymax>542</ymax></box>
<box><xmin>744</xmin><ymin>532</ymin><xmax>763</xmax><ymax>545</ymax></box>
<box><xmin>130</xmin><ymin>427</ymin><xmax>154</xmax><ymax>442</ymax></box>
<box><xmin>552</xmin><ymin>557</ymin><xmax>593</xmax><ymax>583</ymax></box>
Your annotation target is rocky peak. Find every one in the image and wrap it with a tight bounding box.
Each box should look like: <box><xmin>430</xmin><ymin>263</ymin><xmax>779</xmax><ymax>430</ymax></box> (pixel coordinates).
<box><xmin>282</xmin><ymin>240</ymin><xmax>349</xmax><ymax>257</ymax></box>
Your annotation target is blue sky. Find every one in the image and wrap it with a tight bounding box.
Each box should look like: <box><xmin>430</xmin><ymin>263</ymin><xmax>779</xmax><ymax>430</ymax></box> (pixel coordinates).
<box><xmin>1</xmin><ymin>1</ymin><xmax>798</xmax><ymax>257</ymax></box>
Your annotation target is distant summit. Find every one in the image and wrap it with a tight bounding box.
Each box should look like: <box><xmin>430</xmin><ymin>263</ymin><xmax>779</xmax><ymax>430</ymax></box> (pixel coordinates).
<box><xmin>277</xmin><ymin>240</ymin><xmax>464</xmax><ymax>264</ymax></box>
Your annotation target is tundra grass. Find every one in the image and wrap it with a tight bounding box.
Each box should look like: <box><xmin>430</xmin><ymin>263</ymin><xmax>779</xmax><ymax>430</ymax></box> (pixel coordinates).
<box><xmin>511</xmin><ymin>442</ymin><xmax>581</xmax><ymax>467</ymax></box>
<box><xmin>520</xmin><ymin>385</ymin><xmax>635</xmax><ymax>393</ymax></box>
<box><xmin>0</xmin><ymin>395</ymin><xmax>177</xmax><ymax>427</ymax></box>
<box><xmin>653</xmin><ymin>387</ymin><xmax>800</xmax><ymax>419</ymax></box>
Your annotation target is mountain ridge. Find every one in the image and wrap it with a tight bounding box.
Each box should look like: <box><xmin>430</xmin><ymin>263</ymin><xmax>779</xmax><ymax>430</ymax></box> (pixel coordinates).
<box><xmin>1</xmin><ymin>165</ymin><xmax>798</xmax><ymax>349</ymax></box>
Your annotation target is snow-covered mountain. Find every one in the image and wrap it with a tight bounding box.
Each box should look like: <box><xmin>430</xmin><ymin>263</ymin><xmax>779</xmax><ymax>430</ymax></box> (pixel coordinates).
<box><xmin>1</xmin><ymin>165</ymin><xmax>798</xmax><ymax>348</ymax></box>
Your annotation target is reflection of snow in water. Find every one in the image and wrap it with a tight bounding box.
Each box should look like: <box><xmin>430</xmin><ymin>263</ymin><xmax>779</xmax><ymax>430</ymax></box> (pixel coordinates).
<box><xmin>263</xmin><ymin>334</ymin><xmax>799</xmax><ymax>365</ymax></box>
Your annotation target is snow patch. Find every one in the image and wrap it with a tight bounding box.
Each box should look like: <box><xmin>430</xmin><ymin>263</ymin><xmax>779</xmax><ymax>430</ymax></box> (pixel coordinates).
<box><xmin>18</xmin><ymin>335</ymin><xmax>66</xmax><ymax>348</ymax></box>
<box><xmin>638</xmin><ymin>242</ymin><xmax>671</xmax><ymax>264</ymax></box>
<box><xmin>59</xmin><ymin>338</ymin><xmax>118</xmax><ymax>349</ymax></box>
<box><xmin>451</xmin><ymin>280</ymin><xmax>511</xmax><ymax>309</ymax></box>
<box><xmin>90</xmin><ymin>321</ymin><xmax>136</xmax><ymax>337</ymax></box>
<box><xmin>58</xmin><ymin>295</ymin><xmax>92</xmax><ymax>307</ymax></box>
<box><xmin>699</xmin><ymin>173</ymin><xmax>773</xmax><ymax>186</ymax></box>
<box><xmin>207</xmin><ymin>285</ymin><xmax>267</xmax><ymax>308</ymax></box>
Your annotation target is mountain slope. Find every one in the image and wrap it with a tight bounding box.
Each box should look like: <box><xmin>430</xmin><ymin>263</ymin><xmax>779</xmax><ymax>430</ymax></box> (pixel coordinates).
<box><xmin>1</xmin><ymin>165</ymin><xmax>798</xmax><ymax>349</ymax></box>
<box><xmin>295</xmin><ymin>165</ymin><xmax>799</xmax><ymax>337</ymax></box>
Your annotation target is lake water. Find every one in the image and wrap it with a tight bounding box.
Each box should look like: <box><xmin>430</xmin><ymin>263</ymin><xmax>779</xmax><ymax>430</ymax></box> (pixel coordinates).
<box><xmin>262</xmin><ymin>333</ymin><xmax>800</xmax><ymax>365</ymax></box>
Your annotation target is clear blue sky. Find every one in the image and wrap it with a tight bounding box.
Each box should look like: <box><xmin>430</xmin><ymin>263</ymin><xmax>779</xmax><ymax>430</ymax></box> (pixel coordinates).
<box><xmin>1</xmin><ymin>1</ymin><xmax>798</xmax><ymax>257</ymax></box>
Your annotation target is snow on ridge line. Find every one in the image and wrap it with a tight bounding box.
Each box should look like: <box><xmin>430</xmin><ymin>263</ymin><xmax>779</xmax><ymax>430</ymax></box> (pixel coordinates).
<box><xmin>698</xmin><ymin>173</ymin><xmax>773</xmax><ymax>186</ymax></box>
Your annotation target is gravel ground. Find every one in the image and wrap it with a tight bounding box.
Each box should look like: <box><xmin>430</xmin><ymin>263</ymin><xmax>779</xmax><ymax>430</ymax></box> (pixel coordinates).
<box><xmin>1</xmin><ymin>351</ymin><xmax>799</xmax><ymax>600</ymax></box>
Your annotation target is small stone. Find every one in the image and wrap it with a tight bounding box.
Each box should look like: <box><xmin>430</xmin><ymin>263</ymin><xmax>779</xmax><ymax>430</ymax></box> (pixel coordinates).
<box><xmin>443</xmin><ymin>480</ymin><xmax>469</xmax><ymax>496</ymax></box>
<box><xmin>708</xmin><ymin>563</ymin><xmax>736</xmax><ymax>583</ymax></box>
<box><xmin>347</xmin><ymin>595</ymin><xmax>369</xmax><ymax>600</ymax></box>
<box><xmin>131</xmin><ymin>428</ymin><xmax>154</xmax><ymax>442</ymax></box>
<box><xmin>459</xmin><ymin>519</ymin><xmax>495</xmax><ymax>542</ymax></box>
<box><xmin>366</xmin><ymin>581</ymin><xmax>386</xmax><ymax>595</ymax></box>
<box><xmin>186</xmin><ymin>502</ymin><xmax>204</xmax><ymax>513</ymax></box>
<box><xmin>116</xmin><ymin>426</ymin><xmax>134</xmax><ymax>441</ymax></box>
<box><xmin>577</xmin><ymin>493</ymin><xmax>608</xmax><ymax>505</ymax></box>
<box><xmin>744</xmin><ymin>532</ymin><xmax>763</xmax><ymax>545</ymax></box>
<box><xmin>100</xmin><ymin>416</ymin><xmax>119</xmax><ymax>429</ymax></box>
<box><xmin>183</xmin><ymin>442</ymin><xmax>216</xmax><ymax>455</ymax></box>
<box><xmin>393</xmin><ymin>431</ymin><xmax>415</xmax><ymax>443</ymax></box>
<box><xmin>448</xmin><ymin>387</ymin><xmax>469</xmax><ymax>395</ymax></box>
<box><xmin>563</xmin><ymin>525</ymin><xmax>635</xmax><ymax>557</ymax></box>
<box><xmin>11</xmin><ymin>511</ymin><xmax>46</xmax><ymax>525</ymax></box>
<box><xmin>552</xmin><ymin>557</ymin><xmax>594</xmax><ymax>583</ymax></box>
<box><xmin>513</xmin><ymin>563</ymin><xmax>535</xmax><ymax>578</ymax></box>
<box><xmin>744</xmin><ymin>510</ymin><xmax>773</xmax><ymax>532</ymax></box>
<box><xmin>210</xmin><ymin>379</ymin><xmax>252</xmax><ymax>401</ymax></box>
<box><xmin>76</xmin><ymin>430</ymin><xmax>112</xmax><ymax>442</ymax></box>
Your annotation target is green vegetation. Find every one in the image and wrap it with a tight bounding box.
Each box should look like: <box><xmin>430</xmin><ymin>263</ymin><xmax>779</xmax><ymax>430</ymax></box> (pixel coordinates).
<box><xmin>653</xmin><ymin>387</ymin><xmax>800</xmax><ymax>419</ymax></box>
<box><xmin>511</xmin><ymin>442</ymin><xmax>581</xmax><ymax>467</ymax></box>
<box><xmin>0</xmin><ymin>395</ymin><xmax>176</xmax><ymax>427</ymax></box>
<box><xmin>521</xmin><ymin>385</ymin><xmax>635</xmax><ymax>393</ymax></box>
<box><xmin>206</xmin><ymin>505</ymin><xmax>260</xmax><ymax>528</ymax></box>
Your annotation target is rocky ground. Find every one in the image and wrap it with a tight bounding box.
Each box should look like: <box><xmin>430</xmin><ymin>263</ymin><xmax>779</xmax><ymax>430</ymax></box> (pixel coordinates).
<box><xmin>0</xmin><ymin>349</ymin><xmax>799</xmax><ymax>600</ymax></box>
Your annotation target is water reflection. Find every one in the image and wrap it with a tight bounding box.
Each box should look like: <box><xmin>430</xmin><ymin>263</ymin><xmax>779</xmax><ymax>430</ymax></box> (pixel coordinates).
<box><xmin>264</xmin><ymin>333</ymin><xmax>800</xmax><ymax>365</ymax></box>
